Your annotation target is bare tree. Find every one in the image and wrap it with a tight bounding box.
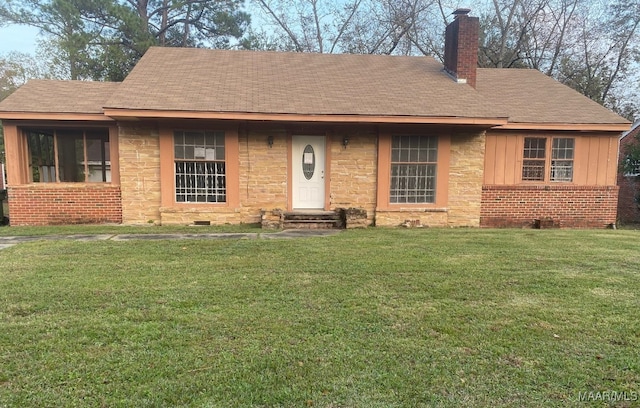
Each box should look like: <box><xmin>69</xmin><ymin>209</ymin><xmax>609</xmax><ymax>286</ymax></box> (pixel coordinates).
<box><xmin>552</xmin><ymin>0</ymin><xmax>639</xmax><ymax>117</ymax></box>
<box><xmin>249</xmin><ymin>0</ymin><xmax>443</xmax><ymax>55</ymax></box>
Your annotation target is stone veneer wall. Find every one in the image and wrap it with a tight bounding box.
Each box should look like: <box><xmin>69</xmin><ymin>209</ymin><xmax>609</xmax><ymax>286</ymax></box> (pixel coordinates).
<box><xmin>374</xmin><ymin>210</ymin><xmax>448</xmax><ymax>227</ymax></box>
<box><xmin>481</xmin><ymin>185</ymin><xmax>619</xmax><ymax>228</ymax></box>
<box><xmin>446</xmin><ymin>131</ymin><xmax>485</xmax><ymax>227</ymax></box>
<box><xmin>237</xmin><ymin>129</ymin><xmax>288</xmax><ymax>222</ymax></box>
<box><xmin>7</xmin><ymin>184</ymin><xmax>121</xmax><ymax>226</ymax></box>
<box><xmin>116</xmin><ymin>124</ymin><xmax>485</xmax><ymax>227</ymax></box>
<box><xmin>375</xmin><ymin>131</ymin><xmax>485</xmax><ymax>227</ymax></box>
<box><xmin>329</xmin><ymin>130</ymin><xmax>377</xmax><ymax>225</ymax></box>
<box><xmin>118</xmin><ymin>124</ymin><xmax>162</xmax><ymax>224</ymax></box>
<box><xmin>159</xmin><ymin>129</ymin><xmax>291</xmax><ymax>225</ymax></box>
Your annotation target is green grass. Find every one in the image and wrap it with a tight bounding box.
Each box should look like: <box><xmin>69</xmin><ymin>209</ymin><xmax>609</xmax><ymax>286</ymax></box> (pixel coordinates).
<box><xmin>1</xmin><ymin>228</ymin><xmax>639</xmax><ymax>407</ymax></box>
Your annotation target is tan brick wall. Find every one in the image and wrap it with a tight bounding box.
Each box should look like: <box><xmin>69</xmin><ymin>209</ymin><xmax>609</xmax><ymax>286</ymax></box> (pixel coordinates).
<box><xmin>329</xmin><ymin>130</ymin><xmax>377</xmax><ymax>225</ymax></box>
<box><xmin>118</xmin><ymin>123</ymin><xmax>162</xmax><ymax>224</ymax></box>
<box><xmin>447</xmin><ymin>131</ymin><xmax>485</xmax><ymax>226</ymax></box>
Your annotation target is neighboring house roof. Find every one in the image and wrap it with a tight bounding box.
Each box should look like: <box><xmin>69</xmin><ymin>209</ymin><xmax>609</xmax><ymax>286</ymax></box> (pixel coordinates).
<box><xmin>619</xmin><ymin>120</ymin><xmax>640</xmax><ymax>176</ymax></box>
<box><xmin>620</xmin><ymin>120</ymin><xmax>640</xmax><ymax>142</ymax></box>
<box><xmin>0</xmin><ymin>80</ymin><xmax>120</xmax><ymax>115</ymax></box>
<box><xmin>0</xmin><ymin>47</ymin><xmax>630</xmax><ymax>130</ymax></box>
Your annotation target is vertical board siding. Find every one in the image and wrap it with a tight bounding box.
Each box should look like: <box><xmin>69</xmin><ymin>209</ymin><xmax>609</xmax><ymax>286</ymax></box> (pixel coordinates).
<box><xmin>484</xmin><ymin>131</ymin><xmax>618</xmax><ymax>186</ymax></box>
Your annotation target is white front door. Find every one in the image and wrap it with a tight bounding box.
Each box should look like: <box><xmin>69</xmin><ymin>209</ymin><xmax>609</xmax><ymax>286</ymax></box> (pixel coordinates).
<box><xmin>292</xmin><ymin>135</ymin><xmax>325</xmax><ymax>209</ymax></box>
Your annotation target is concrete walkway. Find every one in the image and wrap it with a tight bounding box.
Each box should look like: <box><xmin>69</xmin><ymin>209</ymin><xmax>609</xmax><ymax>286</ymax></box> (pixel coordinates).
<box><xmin>0</xmin><ymin>229</ymin><xmax>341</xmax><ymax>251</ymax></box>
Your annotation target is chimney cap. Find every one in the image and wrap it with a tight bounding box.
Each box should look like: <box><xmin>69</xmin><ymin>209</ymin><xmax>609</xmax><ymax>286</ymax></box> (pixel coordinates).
<box><xmin>452</xmin><ymin>8</ymin><xmax>471</xmax><ymax>16</ymax></box>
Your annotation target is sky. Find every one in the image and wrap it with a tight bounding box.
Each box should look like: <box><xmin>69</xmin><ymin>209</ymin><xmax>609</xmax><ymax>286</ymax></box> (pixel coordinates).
<box><xmin>0</xmin><ymin>24</ymin><xmax>39</xmax><ymax>55</ymax></box>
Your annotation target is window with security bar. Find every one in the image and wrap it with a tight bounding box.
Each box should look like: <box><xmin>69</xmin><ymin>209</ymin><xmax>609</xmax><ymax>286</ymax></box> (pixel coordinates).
<box><xmin>390</xmin><ymin>135</ymin><xmax>437</xmax><ymax>203</ymax></box>
<box><xmin>522</xmin><ymin>136</ymin><xmax>574</xmax><ymax>183</ymax></box>
<box><xmin>522</xmin><ymin>137</ymin><xmax>546</xmax><ymax>181</ymax></box>
<box><xmin>174</xmin><ymin>130</ymin><xmax>226</xmax><ymax>203</ymax></box>
<box><xmin>551</xmin><ymin>138</ymin><xmax>574</xmax><ymax>182</ymax></box>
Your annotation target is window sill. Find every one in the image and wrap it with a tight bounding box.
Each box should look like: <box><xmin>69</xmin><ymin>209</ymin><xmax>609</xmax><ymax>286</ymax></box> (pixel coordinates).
<box><xmin>15</xmin><ymin>183</ymin><xmax>117</xmax><ymax>188</ymax></box>
<box><xmin>160</xmin><ymin>204</ymin><xmax>237</xmax><ymax>213</ymax></box>
<box><xmin>377</xmin><ymin>206</ymin><xmax>448</xmax><ymax>213</ymax></box>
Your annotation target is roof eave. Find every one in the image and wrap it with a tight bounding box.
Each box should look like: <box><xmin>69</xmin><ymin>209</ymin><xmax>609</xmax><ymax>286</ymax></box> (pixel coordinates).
<box><xmin>102</xmin><ymin>108</ymin><xmax>509</xmax><ymax>126</ymax></box>
<box><xmin>0</xmin><ymin>112</ymin><xmax>114</xmax><ymax>121</ymax></box>
<box><xmin>495</xmin><ymin>122</ymin><xmax>631</xmax><ymax>132</ymax></box>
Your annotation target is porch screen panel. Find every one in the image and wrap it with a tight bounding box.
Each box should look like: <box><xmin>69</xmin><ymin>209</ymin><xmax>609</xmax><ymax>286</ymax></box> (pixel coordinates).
<box><xmin>85</xmin><ymin>130</ymin><xmax>111</xmax><ymax>182</ymax></box>
<box><xmin>390</xmin><ymin>135</ymin><xmax>437</xmax><ymax>203</ymax></box>
<box><xmin>27</xmin><ymin>131</ymin><xmax>56</xmax><ymax>182</ymax></box>
<box><xmin>174</xmin><ymin>130</ymin><xmax>226</xmax><ymax>203</ymax></box>
<box><xmin>56</xmin><ymin>130</ymin><xmax>85</xmax><ymax>182</ymax></box>
<box><xmin>26</xmin><ymin>128</ymin><xmax>111</xmax><ymax>183</ymax></box>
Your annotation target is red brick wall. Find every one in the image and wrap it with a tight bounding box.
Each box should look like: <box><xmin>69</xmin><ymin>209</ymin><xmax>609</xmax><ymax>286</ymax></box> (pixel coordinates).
<box><xmin>481</xmin><ymin>185</ymin><xmax>618</xmax><ymax>228</ymax></box>
<box><xmin>7</xmin><ymin>185</ymin><xmax>122</xmax><ymax>226</ymax></box>
<box><xmin>617</xmin><ymin>175</ymin><xmax>640</xmax><ymax>224</ymax></box>
<box><xmin>617</xmin><ymin>128</ymin><xmax>640</xmax><ymax>224</ymax></box>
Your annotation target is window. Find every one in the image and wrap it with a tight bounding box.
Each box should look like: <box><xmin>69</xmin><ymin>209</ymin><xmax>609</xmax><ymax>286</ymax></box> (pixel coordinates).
<box><xmin>522</xmin><ymin>137</ymin><xmax>574</xmax><ymax>182</ymax></box>
<box><xmin>27</xmin><ymin>129</ymin><xmax>111</xmax><ymax>183</ymax></box>
<box><xmin>390</xmin><ymin>135</ymin><xmax>437</xmax><ymax>203</ymax></box>
<box><xmin>623</xmin><ymin>155</ymin><xmax>640</xmax><ymax>177</ymax></box>
<box><xmin>550</xmin><ymin>138</ymin><xmax>574</xmax><ymax>182</ymax></box>
<box><xmin>174</xmin><ymin>130</ymin><xmax>226</xmax><ymax>203</ymax></box>
<box><xmin>522</xmin><ymin>138</ymin><xmax>546</xmax><ymax>181</ymax></box>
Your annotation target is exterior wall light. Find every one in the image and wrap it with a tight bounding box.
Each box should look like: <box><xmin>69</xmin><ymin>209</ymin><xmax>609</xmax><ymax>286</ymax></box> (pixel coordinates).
<box><xmin>267</xmin><ymin>135</ymin><xmax>274</xmax><ymax>148</ymax></box>
<box><xmin>342</xmin><ymin>137</ymin><xmax>349</xmax><ymax>148</ymax></box>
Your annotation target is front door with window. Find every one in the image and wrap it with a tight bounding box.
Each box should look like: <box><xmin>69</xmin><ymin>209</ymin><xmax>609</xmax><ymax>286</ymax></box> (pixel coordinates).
<box><xmin>292</xmin><ymin>135</ymin><xmax>325</xmax><ymax>209</ymax></box>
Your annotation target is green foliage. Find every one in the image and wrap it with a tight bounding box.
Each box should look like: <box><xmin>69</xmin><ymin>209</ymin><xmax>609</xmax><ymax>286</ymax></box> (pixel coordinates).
<box><xmin>0</xmin><ymin>52</ymin><xmax>47</xmax><ymax>163</ymax></box>
<box><xmin>0</xmin><ymin>229</ymin><xmax>639</xmax><ymax>406</ymax></box>
<box><xmin>0</xmin><ymin>0</ymin><xmax>250</xmax><ymax>81</ymax></box>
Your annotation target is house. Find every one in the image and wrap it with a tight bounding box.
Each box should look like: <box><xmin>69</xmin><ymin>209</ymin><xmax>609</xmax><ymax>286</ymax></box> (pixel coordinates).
<box><xmin>617</xmin><ymin>120</ymin><xmax>640</xmax><ymax>224</ymax></box>
<box><xmin>0</xmin><ymin>10</ymin><xmax>631</xmax><ymax>228</ymax></box>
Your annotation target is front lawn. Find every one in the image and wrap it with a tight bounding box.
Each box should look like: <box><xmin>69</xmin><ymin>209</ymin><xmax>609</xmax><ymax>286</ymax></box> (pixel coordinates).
<box><xmin>1</xmin><ymin>229</ymin><xmax>638</xmax><ymax>407</ymax></box>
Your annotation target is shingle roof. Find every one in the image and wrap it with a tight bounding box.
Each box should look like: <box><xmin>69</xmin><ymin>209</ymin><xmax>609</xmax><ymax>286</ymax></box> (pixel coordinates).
<box><xmin>0</xmin><ymin>80</ymin><xmax>120</xmax><ymax>114</ymax></box>
<box><xmin>476</xmin><ymin>69</ymin><xmax>628</xmax><ymax>124</ymax></box>
<box><xmin>0</xmin><ymin>47</ymin><xmax>629</xmax><ymax>126</ymax></box>
<box><xmin>104</xmin><ymin>47</ymin><xmax>501</xmax><ymax>119</ymax></box>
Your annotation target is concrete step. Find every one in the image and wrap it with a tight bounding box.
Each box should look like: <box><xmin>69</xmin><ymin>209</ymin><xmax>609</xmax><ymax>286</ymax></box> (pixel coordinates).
<box><xmin>282</xmin><ymin>211</ymin><xmax>344</xmax><ymax>229</ymax></box>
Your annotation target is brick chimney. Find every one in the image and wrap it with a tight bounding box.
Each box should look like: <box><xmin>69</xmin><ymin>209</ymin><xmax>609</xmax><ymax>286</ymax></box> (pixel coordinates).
<box><xmin>443</xmin><ymin>8</ymin><xmax>479</xmax><ymax>88</ymax></box>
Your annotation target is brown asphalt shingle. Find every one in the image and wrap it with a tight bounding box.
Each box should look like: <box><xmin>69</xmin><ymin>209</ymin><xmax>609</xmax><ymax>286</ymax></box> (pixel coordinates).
<box><xmin>0</xmin><ymin>47</ymin><xmax>629</xmax><ymax>125</ymax></box>
<box><xmin>0</xmin><ymin>80</ymin><xmax>120</xmax><ymax>114</ymax></box>
<box><xmin>104</xmin><ymin>47</ymin><xmax>502</xmax><ymax>119</ymax></box>
<box><xmin>477</xmin><ymin>69</ymin><xmax>628</xmax><ymax>124</ymax></box>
